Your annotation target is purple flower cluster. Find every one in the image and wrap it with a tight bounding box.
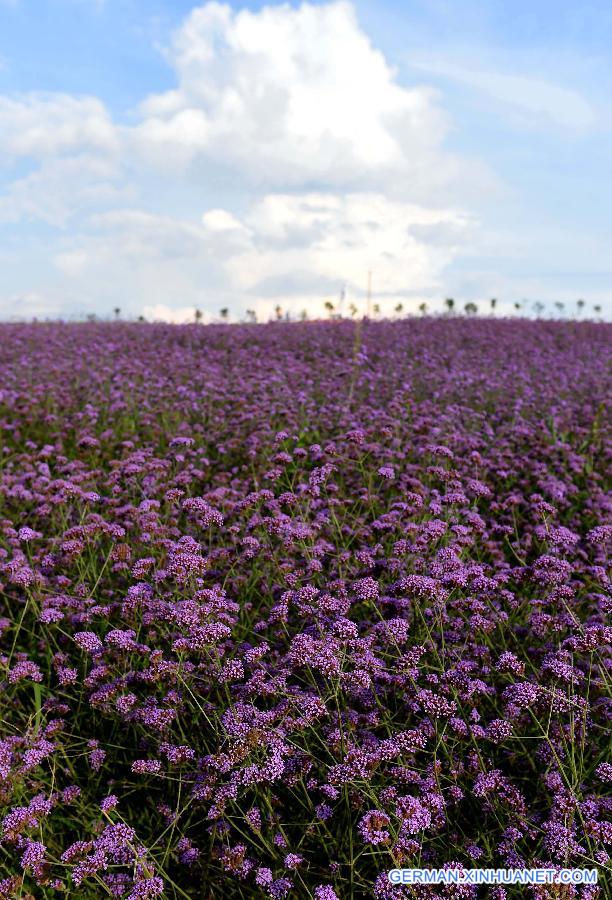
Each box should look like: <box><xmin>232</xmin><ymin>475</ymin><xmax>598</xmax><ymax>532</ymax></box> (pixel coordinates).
<box><xmin>0</xmin><ymin>318</ymin><xmax>609</xmax><ymax>897</ymax></box>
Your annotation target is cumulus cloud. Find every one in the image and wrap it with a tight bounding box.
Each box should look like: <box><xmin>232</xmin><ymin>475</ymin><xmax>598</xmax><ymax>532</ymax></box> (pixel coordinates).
<box><xmin>0</xmin><ymin>155</ymin><xmax>129</xmax><ymax>227</ymax></box>
<box><xmin>52</xmin><ymin>209</ymin><xmax>207</xmax><ymax>269</ymax></box>
<box><xmin>215</xmin><ymin>193</ymin><xmax>475</xmax><ymax>298</ymax></box>
<box><xmin>0</xmin><ymin>92</ymin><xmax>126</xmax><ymax>231</ymax></box>
<box><xmin>0</xmin><ymin>2</ymin><xmax>485</xmax><ymax>319</ymax></box>
<box><xmin>48</xmin><ymin>193</ymin><xmax>473</xmax><ymax>319</ymax></box>
<box><xmin>50</xmin><ymin>209</ymin><xmax>235</xmax><ymax>317</ymax></box>
<box><xmin>0</xmin><ymin>93</ymin><xmax>118</xmax><ymax>159</ymax></box>
<box><xmin>134</xmin><ymin>0</ymin><xmax>457</xmax><ymax>196</ymax></box>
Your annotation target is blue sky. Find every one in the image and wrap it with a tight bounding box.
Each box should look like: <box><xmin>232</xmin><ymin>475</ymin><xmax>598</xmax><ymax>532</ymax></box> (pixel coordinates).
<box><xmin>0</xmin><ymin>0</ymin><xmax>610</xmax><ymax>320</ymax></box>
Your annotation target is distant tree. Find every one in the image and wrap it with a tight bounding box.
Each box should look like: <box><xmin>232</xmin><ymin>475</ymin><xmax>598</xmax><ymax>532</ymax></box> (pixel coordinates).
<box><xmin>490</xmin><ymin>297</ymin><xmax>497</xmax><ymax>314</ymax></box>
<box><xmin>246</xmin><ymin>309</ymin><xmax>257</xmax><ymax>324</ymax></box>
<box><xmin>274</xmin><ymin>305</ymin><xmax>283</xmax><ymax>321</ymax></box>
<box><xmin>113</xmin><ymin>307</ymin><xmax>121</xmax><ymax>320</ymax></box>
<box><xmin>137</xmin><ymin>315</ymin><xmax>146</xmax><ymax>323</ymax></box>
<box><xmin>514</xmin><ymin>302</ymin><xmax>522</xmax><ymax>312</ymax></box>
<box><xmin>300</xmin><ymin>309</ymin><xmax>309</xmax><ymax>321</ymax></box>
<box><xmin>577</xmin><ymin>298</ymin><xmax>585</xmax><ymax>316</ymax></box>
<box><xmin>533</xmin><ymin>301</ymin><xmax>545</xmax><ymax>318</ymax></box>
<box><xmin>194</xmin><ymin>308</ymin><xmax>203</xmax><ymax>324</ymax></box>
<box><xmin>554</xmin><ymin>301</ymin><xmax>565</xmax><ymax>317</ymax></box>
<box><xmin>349</xmin><ymin>303</ymin><xmax>358</xmax><ymax>318</ymax></box>
<box><xmin>373</xmin><ymin>303</ymin><xmax>381</xmax><ymax>317</ymax></box>
<box><xmin>324</xmin><ymin>300</ymin><xmax>335</xmax><ymax>318</ymax></box>
<box><xmin>220</xmin><ymin>307</ymin><xmax>229</xmax><ymax>321</ymax></box>
<box><xmin>445</xmin><ymin>297</ymin><xmax>455</xmax><ymax>315</ymax></box>
<box><xmin>464</xmin><ymin>302</ymin><xmax>478</xmax><ymax>316</ymax></box>
<box><xmin>395</xmin><ymin>302</ymin><xmax>404</xmax><ymax>315</ymax></box>
<box><xmin>594</xmin><ymin>304</ymin><xmax>602</xmax><ymax>316</ymax></box>
<box><xmin>86</xmin><ymin>313</ymin><xmax>97</xmax><ymax>323</ymax></box>
<box><xmin>418</xmin><ymin>302</ymin><xmax>427</xmax><ymax>316</ymax></box>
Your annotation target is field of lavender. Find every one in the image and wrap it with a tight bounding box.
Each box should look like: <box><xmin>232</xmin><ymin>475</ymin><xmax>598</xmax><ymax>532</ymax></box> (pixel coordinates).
<box><xmin>0</xmin><ymin>318</ymin><xmax>610</xmax><ymax>899</ymax></box>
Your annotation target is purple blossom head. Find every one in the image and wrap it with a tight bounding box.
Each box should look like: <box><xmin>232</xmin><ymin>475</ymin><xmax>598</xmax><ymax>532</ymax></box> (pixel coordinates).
<box><xmin>358</xmin><ymin>809</ymin><xmax>391</xmax><ymax>845</ymax></box>
<box><xmin>74</xmin><ymin>631</ymin><xmax>104</xmax><ymax>655</ymax></box>
<box><xmin>100</xmin><ymin>795</ymin><xmax>119</xmax><ymax>813</ymax></box>
<box><xmin>127</xmin><ymin>876</ymin><xmax>165</xmax><ymax>899</ymax></box>
<box><xmin>18</xmin><ymin>527</ymin><xmax>42</xmax><ymax>542</ymax></box>
<box><xmin>314</xmin><ymin>887</ymin><xmax>340</xmax><ymax>900</ymax></box>
<box><xmin>20</xmin><ymin>840</ymin><xmax>46</xmax><ymax>874</ymax></box>
<box><xmin>595</xmin><ymin>762</ymin><xmax>612</xmax><ymax>783</ymax></box>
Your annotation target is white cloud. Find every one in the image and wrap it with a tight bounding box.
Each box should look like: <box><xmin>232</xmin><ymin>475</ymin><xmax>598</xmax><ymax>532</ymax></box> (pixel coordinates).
<box><xmin>201</xmin><ymin>208</ymin><xmax>248</xmax><ymax>233</ymax></box>
<box><xmin>49</xmin><ymin>209</ymin><xmax>233</xmax><ymax>317</ymax></box>
<box><xmin>0</xmin><ymin>2</ymin><xmax>492</xmax><ymax>319</ymax></box>
<box><xmin>0</xmin><ymin>92</ymin><xmax>125</xmax><ymax>228</ymax></box>
<box><xmin>53</xmin><ymin>209</ymin><xmax>214</xmax><ymax>273</ymax></box>
<box><xmin>411</xmin><ymin>60</ymin><xmax>595</xmax><ymax>130</ymax></box>
<box><xmin>47</xmin><ymin>192</ymin><xmax>474</xmax><ymax>321</ymax></box>
<box><xmin>0</xmin><ymin>93</ymin><xmax>118</xmax><ymax>159</ymax></box>
<box><xmin>134</xmin><ymin>1</ymin><xmax>457</xmax><ymax>196</ymax></box>
<box><xmin>142</xmin><ymin>303</ymin><xmax>205</xmax><ymax>324</ymax></box>
<box><xmin>1</xmin><ymin>291</ymin><xmax>63</xmax><ymax>320</ymax></box>
<box><xmin>0</xmin><ymin>155</ymin><xmax>130</xmax><ymax>226</ymax></box>
<box><xmin>220</xmin><ymin>192</ymin><xmax>475</xmax><ymax>298</ymax></box>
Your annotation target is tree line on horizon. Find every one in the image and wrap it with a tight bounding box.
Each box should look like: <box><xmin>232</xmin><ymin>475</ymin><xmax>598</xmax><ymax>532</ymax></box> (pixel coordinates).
<box><xmin>103</xmin><ymin>296</ymin><xmax>603</xmax><ymax>325</ymax></box>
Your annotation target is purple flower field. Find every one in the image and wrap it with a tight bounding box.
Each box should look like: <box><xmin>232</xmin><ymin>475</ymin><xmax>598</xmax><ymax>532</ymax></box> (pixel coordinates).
<box><xmin>0</xmin><ymin>318</ymin><xmax>610</xmax><ymax>898</ymax></box>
